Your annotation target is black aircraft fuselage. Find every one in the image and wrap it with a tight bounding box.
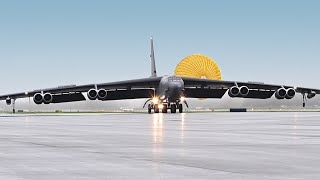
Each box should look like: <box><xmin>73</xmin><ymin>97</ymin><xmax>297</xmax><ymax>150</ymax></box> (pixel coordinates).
<box><xmin>148</xmin><ymin>75</ymin><xmax>186</xmax><ymax>113</ymax></box>
<box><xmin>157</xmin><ymin>75</ymin><xmax>184</xmax><ymax>103</ymax></box>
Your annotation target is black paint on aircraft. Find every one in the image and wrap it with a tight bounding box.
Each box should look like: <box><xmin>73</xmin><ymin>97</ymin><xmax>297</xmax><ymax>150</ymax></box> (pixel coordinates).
<box><xmin>1</xmin><ymin>37</ymin><xmax>319</xmax><ymax>113</ymax></box>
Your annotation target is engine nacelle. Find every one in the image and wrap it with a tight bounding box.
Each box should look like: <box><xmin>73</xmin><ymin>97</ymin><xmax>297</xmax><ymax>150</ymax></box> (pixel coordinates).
<box><xmin>239</xmin><ymin>86</ymin><xmax>249</xmax><ymax>97</ymax></box>
<box><xmin>33</xmin><ymin>93</ymin><xmax>43</xmax><ymax>104</ymax></box>
<box><xmin>6</xmin><ymin>97</ymin><xmax>11</xmax><ymax>105</ymax></box>
<box><xmin>87</xmin><ymin>89</ymin><xmax>98</xmax><ymax>100</ymax></box>
<box><xmin>228</xmin><ymin>86</ymin><xmax>240</xmax><ymax>97</ymax></box>
<box><xmin>275</xmin><ymin>88</ymin><xmax>286</xmax><ymax>99</ymax></box>
<box><xmin>285</xmin><ymin>88</ymin><xmax>296</xmax><ymax>99</ymax></box>
<box><xmin>43</xmin><ymin>93</ymin><xmax>53</xmax><ymax>104</ymax></box>
<box><xmin>97</xmin><ymin>89</ymin><xmax>107</xmax><ymax>100</ymax></box>
<box><xmin>307</xmin><ymin>91</ymin><xmax>316</xmax><ymax>99</ymax></box>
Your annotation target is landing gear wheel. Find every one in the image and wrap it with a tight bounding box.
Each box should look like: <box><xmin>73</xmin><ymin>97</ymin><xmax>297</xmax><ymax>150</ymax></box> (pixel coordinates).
<box><xmin>178</xmin><ymin>104</ymin><xmax>183</xmax><ymax>113</ymax></box>
<box><xmin>171</xmin><ymin>104</ymin><xmax>176</xmax><ymax>113</ymax></box>
<box><xmin>162</xmin><ymin>105</ymin><xmax>168</xmax><ymax>113</ymax></box>
<box><xmin>148</xmin><ymin>104</ymin><xmax>152</xmax><ymax>114</ymax></box>
<box><xmin>154</xmin><ymin>104</ymin><xmax>159</xmax><ymax>113</ymax></box>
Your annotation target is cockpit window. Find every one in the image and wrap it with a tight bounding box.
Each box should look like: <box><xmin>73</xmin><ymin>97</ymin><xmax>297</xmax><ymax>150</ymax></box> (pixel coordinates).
<box><xmin>168</xmin><ymin>77</ymin><xmax>181</xmax><ymax>82</ymax></box>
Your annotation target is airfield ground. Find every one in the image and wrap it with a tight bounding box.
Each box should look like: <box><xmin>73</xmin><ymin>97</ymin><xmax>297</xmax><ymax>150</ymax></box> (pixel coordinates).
<box><xmin>0</xmin><ymin>112</ymin><xmax>319</xmax><ymax>179</ymax></box>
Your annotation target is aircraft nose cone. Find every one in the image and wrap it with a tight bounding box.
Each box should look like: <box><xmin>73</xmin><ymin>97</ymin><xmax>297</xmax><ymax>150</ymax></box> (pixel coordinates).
<box><xmin>168</xmin><ymin>82</ymin><xmax>184</xmax><ymax>101</ymax></box>
<box><xmin>169</xmin><ymin>82</ymin><xmax>182</xmax><ymax>91</ymax></box>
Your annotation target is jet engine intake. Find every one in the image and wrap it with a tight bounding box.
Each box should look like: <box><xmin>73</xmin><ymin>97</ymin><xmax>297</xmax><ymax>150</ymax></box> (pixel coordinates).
<box><xmin>6</xmin><ymin>97</ymin><xmax>11</xmax><ymax>105</ymax></box>
<box><xmin>33</xmin><ymin>93</ymin><xmax>44</xmax><ymax>104</ymax></box>
<box><xmin>228</xmin><ymin>86</ymin><xmax>240</xmax><ymax>97</ymax></box>
<box><xmin>43</xmin><ymin>93</ymin><xmax>53</xmax><ymax>104</ymax></box>
<box><xmin>307</xmin><ymin>91</ymin><xmax>316</xmax><ymax>99</ymax></box>
<box><xmin>275</xmin><ymin>88</ymin><xmax>287</xmax><ymax>99</ymax></box>
<box><xmin>275</xmin><ymin>88</ymin><xmax>286</xmax><ymax>99</ymax></box>
<box><xmin>97</xmin><ymin>89</ymin><xmax>107</xmax><ymax>100</ymax></box>
<box><xmin>87</xmin><ymin>89</ymin><xmax>98</xmax><ymax>100</ymax></box>
<box><xmin>285</xmin><ymin>88</ymin><xmax>296</xmax><ymax>99</ymax></box>
<box><xmin>239</xmin><ymin>86</ymin><xmax>249</xmax><ymax>97</ymax></box>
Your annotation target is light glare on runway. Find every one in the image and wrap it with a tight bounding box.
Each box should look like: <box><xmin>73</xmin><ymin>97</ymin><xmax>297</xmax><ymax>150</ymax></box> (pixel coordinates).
<box><xmin>0</xmin><ymin>112</ymin><xmax>319</xmax><ymax>179</ymax></box>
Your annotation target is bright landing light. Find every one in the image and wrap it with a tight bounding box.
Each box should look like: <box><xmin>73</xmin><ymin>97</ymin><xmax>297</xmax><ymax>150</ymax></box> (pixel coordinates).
<box><xmin>180</xmin><ymin>96</ymin><xmax>185</xmax><ymax>102</ymax></box>
<box><xmin>152</xmin><ymin>97</ymin><xmax>159</xmax><ymax>104</ymax></box>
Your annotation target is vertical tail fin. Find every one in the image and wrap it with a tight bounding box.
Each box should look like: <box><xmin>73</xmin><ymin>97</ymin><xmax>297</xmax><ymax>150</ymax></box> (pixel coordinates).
<box><xmin>150</xmin><ymin>36</ymin><xmax>157</xmax><ymax>77</ymax></box>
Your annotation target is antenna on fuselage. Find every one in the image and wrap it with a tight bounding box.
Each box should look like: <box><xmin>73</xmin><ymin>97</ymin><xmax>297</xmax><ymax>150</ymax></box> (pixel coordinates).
<box><xmin>150</xmin><ymin>36</ymin><xmax>157</xmax><ymax>78</ymax></box>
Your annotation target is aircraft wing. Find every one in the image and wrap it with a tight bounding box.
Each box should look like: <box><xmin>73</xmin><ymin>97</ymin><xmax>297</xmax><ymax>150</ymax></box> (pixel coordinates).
<box><xmin>181</xmin><ymin>77</ymin><xmax>320</xmax><ymax>100</ymax></box>
<box><xmin>0</xmin><ymin>77</ymin><xmax>162</xmax><ymax>103</ymax></box>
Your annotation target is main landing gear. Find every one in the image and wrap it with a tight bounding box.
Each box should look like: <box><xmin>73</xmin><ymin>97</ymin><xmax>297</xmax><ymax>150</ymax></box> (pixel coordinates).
<box><xmin>170</xmin><ymin>104</ymin><xmax>183</xmax><ymax>113</ymax></box>
<box><xmin>162</xmin><ymin>104</ymin><xmax>168</xmax><ymax>113</ymax></box>
<box><xmin>148</xmin><ymin>103</ymin><xmax>183</xmax><ymax>114</ymax></box>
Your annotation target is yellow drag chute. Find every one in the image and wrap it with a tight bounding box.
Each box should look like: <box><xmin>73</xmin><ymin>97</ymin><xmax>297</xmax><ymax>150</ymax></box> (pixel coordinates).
<box><xmin>174</xmin><ymin>54</ymin><xmax>222</xmax><ymax>80</ymax></box>
<box><xmin>174</xmin><ymin>54</ymin><xmax>222</xmax><ymax>100</ymax></box>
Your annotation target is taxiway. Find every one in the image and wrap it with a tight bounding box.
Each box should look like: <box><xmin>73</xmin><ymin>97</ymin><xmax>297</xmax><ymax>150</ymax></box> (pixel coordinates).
<box><xmin>0</xmin><ymin>112</ymin><xmax>319</xmax><ymax>179</ymax></box>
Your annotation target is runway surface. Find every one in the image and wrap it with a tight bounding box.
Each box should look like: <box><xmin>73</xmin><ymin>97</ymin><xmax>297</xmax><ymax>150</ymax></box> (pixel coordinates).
<box><xmin>0</xmin><ymin>112</ymin><xmax>320</xmax><ymax>180</ymax></box>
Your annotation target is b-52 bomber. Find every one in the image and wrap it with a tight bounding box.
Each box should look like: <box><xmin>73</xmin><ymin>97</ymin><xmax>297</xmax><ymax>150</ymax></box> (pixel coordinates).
<box><xmin>1</xmin><ymin>37</ymin><xmax>319</xmax><ymax>113</ymax></box>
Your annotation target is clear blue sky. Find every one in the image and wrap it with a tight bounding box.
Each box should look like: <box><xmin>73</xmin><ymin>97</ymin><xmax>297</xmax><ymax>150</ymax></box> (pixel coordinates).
<box><xmin>0</xmin><ymin>0</ymin><xmax>319</xmax><ymax>94</ymax></box>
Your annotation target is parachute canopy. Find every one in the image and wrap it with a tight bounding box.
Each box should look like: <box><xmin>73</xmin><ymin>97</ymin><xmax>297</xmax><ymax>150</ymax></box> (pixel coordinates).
<box><xmin>174</xmin><ymin>54</ymin><xmax>222</xmax><ymax>80</ymax></box>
